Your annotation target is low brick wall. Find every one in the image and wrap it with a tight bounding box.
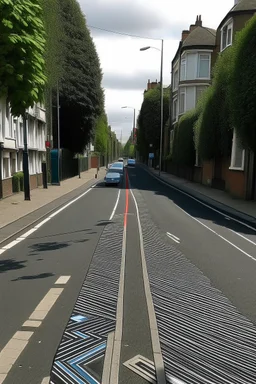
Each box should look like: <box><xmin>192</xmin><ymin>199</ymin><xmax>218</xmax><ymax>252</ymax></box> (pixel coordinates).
<box><xmin>30</xmin><ymin>174</ymin><xmax>38</xmax><ymax>190</ymax></box>
<box><xmin>37</xmin><ymin>173</ymin><xmax>43</xmax><ymax>187</ymax></box>
<box><xmin>2</xmin><ymin>178</ymin><xmax>13</xmax><ymax>198</ymax></box>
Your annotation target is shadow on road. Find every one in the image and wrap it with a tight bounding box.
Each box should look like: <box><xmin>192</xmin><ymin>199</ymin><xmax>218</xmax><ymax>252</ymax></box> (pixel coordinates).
<box><xmin>29</xmin><ymin>228</ymin><xmax>93</xmax><ymax>240</ymax></box>
<box><xmin>11</xmin><ymin>272</ymin><xmax>55</xmax><ymax>281</ymax></box>
<box><xmin>0</xmin><ymin>259</ymin><xmax>26</xmax><ymax>273</ymax></box>
<box><xmin>127</xmin><ymin>165</ymin><xmax>256</xmax><ymax>237</ymax></box>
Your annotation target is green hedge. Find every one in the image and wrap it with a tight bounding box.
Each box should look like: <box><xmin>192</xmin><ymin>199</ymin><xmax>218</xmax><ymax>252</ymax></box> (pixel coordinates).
<box><xmin>229</xmin><ymin>15</ymin><xmax>256</xmax><ymax>151</ymax></box>
<box><xmin>196</xmin><ymin>47</ymin><xmax>234</xmax><ymax>160</ymax></box>
<box><xmin>12</xmin><ymin>172</ymin><xmax>24</xmax><ymax>193</ymax></box>
<box><xmin>172</xmin><ymin>109</ymin><xmax>197</xmax><ymax>166</ymax></box>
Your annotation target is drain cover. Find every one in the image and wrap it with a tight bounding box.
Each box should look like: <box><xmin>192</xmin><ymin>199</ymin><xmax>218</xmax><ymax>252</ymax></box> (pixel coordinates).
<box><xmin>123</xmin><ymin>355</ymin><xmax>156</xmax><ymax>383</ymax></box>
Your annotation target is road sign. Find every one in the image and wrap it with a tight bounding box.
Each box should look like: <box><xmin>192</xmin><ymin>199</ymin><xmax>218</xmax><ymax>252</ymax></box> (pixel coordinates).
<box><xmin>149</xmin><ymin>153</ymin><xmax>154</xmax><ymax>159</ymax></box>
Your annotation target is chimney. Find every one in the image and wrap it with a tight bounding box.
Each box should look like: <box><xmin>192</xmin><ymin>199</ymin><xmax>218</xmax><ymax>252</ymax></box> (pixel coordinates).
<box><xmin>182</xmin><ymin>30</ymin><xmax>190</xmax><ymax>41</ymax></box>
<box><xmin>190</xmin><ymin>15</ymin><xmax>202</xmax><ymax>31</ymax></box>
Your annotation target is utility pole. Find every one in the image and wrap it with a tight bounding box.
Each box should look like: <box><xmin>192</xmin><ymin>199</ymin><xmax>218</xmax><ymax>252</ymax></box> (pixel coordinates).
<box><xmin>23</xmin><ymin>111</ymin><xmax>30</xmax><ymax>200</ymax></box>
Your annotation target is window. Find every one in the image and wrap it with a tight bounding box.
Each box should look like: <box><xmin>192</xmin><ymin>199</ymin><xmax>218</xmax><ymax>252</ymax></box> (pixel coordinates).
<box><xmin>173</xmin><ymin>70</ymin><xmax>179</xmax><ymax>89</ymax></box>
<box><xmin>179</xmin><ymin>87</ymin><xmax>186</xmax><ymax>114</ymax></box>
<box><xmin>221</xmin><ymin>21</ymin><xmax>233</xmax><ymax>51</ymax></box>
<box><xmin>11</xmin><ymin>153</ymin><xmax>17</xmax><ymax>175</ymax></box>
<box><xmin>196</xmin><ymin>86</ymin><xmax>207</xmax><ymax>104</ymax></box>
<box><xmin>197</xmin><ymin>54</ymin><xmax>210</xmax><ymax>78</ymax></box>
<box><xmin>17</xmin><ymin>151</ymin><xmax>23</xmax><ymax>171</ymax></box>
<box><xmin>172</xmin><ymin>99</ymin><xmax>178</xmax><ymax>122</ymax></box>
<box><xmin>230</xmin><ymin>130</ymin><xmax>245</xmax><ymax>170</ymax></box>
<box><xmin>3</xmin><ymin>153</ymin><xmax>10</xmax><ymax>179</ymax></box>
<box><xmin>180</xmin><ymin>58</ymin><xmax>186</xmax><ymax>81</ymax></box>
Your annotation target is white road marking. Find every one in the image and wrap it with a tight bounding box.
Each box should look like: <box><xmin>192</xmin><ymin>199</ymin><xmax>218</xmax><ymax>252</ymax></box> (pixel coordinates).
<box><xmin>145</xmin><ymin>167</ymin><xmax>256</xmax><ymax>233</ymax></box>
<box><xmin>166</xmin><ymin>232</ymin><xmax>180</xmax><ymax>244</ymax></box>
<box><xmin>109</xmin><ymin>212</ymin><xmax>127</xmax><ymax>384</ymax></box>
<box><xmin>55</xmin><ymin>276</ymin><xmax>71</xmax><ymax>285</ymax></box>
<box><xmin>130</xmin><ymin>187</ymin><xmax>166</xmax><ymax>384</ymax></box>
<box><xmin>29</xmin><ymin>288</ymin><xmax>64</xmax><ymax>321</ymax></box>
<box><xmin>0</xmin><ymin>331</ymin><xmax>33</xmax><ymax>376</ymax></box>
<box><xmin>229</xmin><ymin>229</ymin><xmax>256</xmax><ymax>247</ymax></box>
<box><xmin>175</xmin><ymin>204</ymin><xmax>256</xmax><ymax>262</ymax></box>
<box><xmin>109</xmin><ymin>189</ymin><xmax>121</xmax><ymax>220</ymax></box>
<box><xmin>41</xmin><ymin>377</ymin><xmax>50</xmax><ymax>384</ymax></box>
<box><xmin>0</xmin><ymin>187</ymin><xmax>92</xmax><ymax>256</ymax></box>
<box><xmin>22</xmin><ymin>320</ymin><xmax>42</xmax><ymax>328</ymax></box>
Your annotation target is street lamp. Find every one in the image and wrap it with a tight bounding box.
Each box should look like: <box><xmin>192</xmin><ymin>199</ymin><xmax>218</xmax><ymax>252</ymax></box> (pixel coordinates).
<box><xmin>121</xmin><ymin>106</ymin><xmax>136</xmax><ymax>142</ymax></box>
<box><xmin>140</xmin><ymin>40</ymin><xmax>164</xmax><ymax>176</ymax></box>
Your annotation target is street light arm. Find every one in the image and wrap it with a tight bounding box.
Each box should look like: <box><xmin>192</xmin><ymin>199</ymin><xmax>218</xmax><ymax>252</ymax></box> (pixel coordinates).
<box><xmin>140</xmin><ymin>46</ymin><xmax>161</xmax><ymax>52</ymax></box>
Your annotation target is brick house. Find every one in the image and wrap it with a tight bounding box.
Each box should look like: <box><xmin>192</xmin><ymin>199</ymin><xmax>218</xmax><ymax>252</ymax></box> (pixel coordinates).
<box><xmin>0</xmin><ymin>99</ymin><xmax>46</xmax><ymax>198</ymax></box>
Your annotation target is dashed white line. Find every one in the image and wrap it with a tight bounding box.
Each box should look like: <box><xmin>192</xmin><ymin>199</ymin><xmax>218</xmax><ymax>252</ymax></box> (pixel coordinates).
<box><xmin>29</xmin><ymin>288</ymin><xmax>64</xmax><ymax>321</ymax></box>
<box><xmin>55</xmin><ymin>276</ymin><xmax>71</xmax><ymax>285</ymax></box>
<box><xmin>22</xmin><ymin>320</ymin><xmax>42</xmax><ymax>328</ymax></box>
<box><xmin>109</xmin><ymin>189</ymin><xmax>121</xmax><ymax>220</ymax></box>
<box><xmin>41</xmin><ymin>377</ymin><xmax>50</xmax><ymax>384</ymax></box>
<box><xmin>166</xmin><ymin>232</ymin><xmax>180</xmax><ymax>244</ymax></box>
<box><xmin>0</xmin><ymin>331</ymin><xmax>34</xmax><ymax>377</ymax></box>
<box><xmin>0</xmin><ymin>187</ymin><xmax>92</xmax><ymax>256</ymax></box>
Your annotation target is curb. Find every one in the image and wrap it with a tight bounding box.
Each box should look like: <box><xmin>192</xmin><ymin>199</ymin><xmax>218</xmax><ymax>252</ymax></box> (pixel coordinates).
<box><xmin>141</xmin><ymin>164</ymin><xmax>256</xmax><ymax>230</ymax></box>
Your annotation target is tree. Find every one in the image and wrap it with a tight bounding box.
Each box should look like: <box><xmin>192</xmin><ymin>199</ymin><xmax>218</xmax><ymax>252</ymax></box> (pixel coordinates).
<box><xmin>230</xmin><ymin>15</ymin><xmax>256</xmax><ymax>151</ymax></box>
<box><xmin>172</xmin><ymin>109</ymin><xmax>197</xmax><ymax>166</ymax></box>
<box><xmin>54</xmin><ymin>0</ymin><xmax>103</xmax><ymax>153</ymax></box>
<box><xmin>137</xmin><ymin>86</ymin><xmax>170</xmax><ymax>159</ymax></box>
<box><xmin>94</xmin><ymin>113</ymin><xmax>108</xmax><ymax>155</ymax></box>
<box><xmin>195</xmin><ymin>47</ymin><xmax>234</xmax><ymax>160</ymax></box>
<box><xmin>0</xmin><ymin>0</ymin><xmax>46</xmax><ymax>116</ymax></box>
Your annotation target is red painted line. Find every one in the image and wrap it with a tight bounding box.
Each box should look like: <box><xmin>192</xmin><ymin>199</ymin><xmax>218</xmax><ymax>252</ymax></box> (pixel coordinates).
<box><xmin>124</xmin><ymin>170</ymin><xmax>129</xmax><ymax>227</ymax></box>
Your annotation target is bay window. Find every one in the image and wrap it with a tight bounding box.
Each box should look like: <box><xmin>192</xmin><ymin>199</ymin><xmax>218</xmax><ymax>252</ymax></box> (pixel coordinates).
<box><xmin>179</xmin><ymin>87</ymin><xmax>186</xmax><ymax>114</ymax></box>
<box><xmin>221</xmin><ymin>20</ymin><xmax>233</xmax><ymax>51</ymax></box>
<box><xmin>197</xmin><ymin>54</ymin><xmax>210</xmax><ymax>78</ymax></box>
<box><xmin>180</xmin><ymin>58</ymin><xmax>186</xmax><ymax>81</ymax></box>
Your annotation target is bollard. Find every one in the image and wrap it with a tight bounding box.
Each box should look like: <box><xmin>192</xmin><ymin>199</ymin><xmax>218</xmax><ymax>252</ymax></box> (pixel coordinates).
<box><xmin>42</xmin><ymin>162</ymin><xmax>48</xmax><ymax>189</ymax></box>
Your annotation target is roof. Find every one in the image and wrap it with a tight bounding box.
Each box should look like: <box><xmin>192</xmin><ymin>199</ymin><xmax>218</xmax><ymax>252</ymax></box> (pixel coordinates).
<box><xmin>218</xmin><ymin>0</ymin><xmax>256</xmax><ymax>28</ymax></box>
<box><xmin>182</xmin><ymin>26</ymin><xmax>216</xmax><ymax>48</ymax></box>
<box><xmin>230</xmin><ymin>0</ymin><xmax>256</xmax><ymax>12</ymax></box>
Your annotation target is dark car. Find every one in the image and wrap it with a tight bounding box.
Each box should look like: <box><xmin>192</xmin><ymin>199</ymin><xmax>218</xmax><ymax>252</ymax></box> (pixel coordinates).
<box><xmin>104</xmin><ymin>171</ymin><xmax>121</xmax><ymax>186</ymax></box>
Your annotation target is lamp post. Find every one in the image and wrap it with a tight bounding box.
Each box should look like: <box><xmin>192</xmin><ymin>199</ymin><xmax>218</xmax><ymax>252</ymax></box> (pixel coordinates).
<box><xmin>140</xmin><ymin>40</ymin><xmax>164</xmax><ymax>176</ymax></box>
<box><xmin>121</xmin><ymin>106</ymin><xmax>136</xmax><ymax>142</ymax></box>
<box><xmin>23</xmin><ymin>111</ymin><xmax>30</xmax><ymax>200</ymax></box>
<box><xmin>56</xmin><ymin>80</ymin><xmax>61</xmax><ymax>185</ymax></box>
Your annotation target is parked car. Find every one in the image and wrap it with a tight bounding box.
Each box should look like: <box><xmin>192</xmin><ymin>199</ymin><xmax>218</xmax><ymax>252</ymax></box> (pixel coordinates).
<box><xmin>109</xmin><ymin>161</ymin><xmax>124</xmax><ymax>175</ymax></box>
<box><xmin>104</xmin><ymin>171</ymin><xmax>121</xmax><ymax>186</ymax></box>
<box><xmin>127</xmin><ymin>158</ymin><xmax>136</xmax><ymax>167</ymax></box>
<box><xmin>118</xmin><ymin>158</ymin><xmax>124</xmax><ymax>162</ymax></box>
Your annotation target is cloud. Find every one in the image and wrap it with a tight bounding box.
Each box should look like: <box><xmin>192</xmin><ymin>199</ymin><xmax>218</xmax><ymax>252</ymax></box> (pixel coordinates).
<box><xmin>80</xmin><ymin>0</ymin><xmax>183</xmax><ymax>40</ymax></box>
<box><xmin>102</xmin><ymin>71</ymin><xmax>159</xmax><ymax>90</ymax></box>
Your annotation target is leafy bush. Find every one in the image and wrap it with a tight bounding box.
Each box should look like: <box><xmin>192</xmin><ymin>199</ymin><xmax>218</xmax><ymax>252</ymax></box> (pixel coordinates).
<box><xmin>229</xmin><ymin>15</ymin><xmax>256</xmax><ymax>151</ymax></box>
<box><xmin>196</xmin><ymin>47</ymin><xmax>234</xmax><ymax>160</ymax></box>
<box><xmin>12</xmin><ymin>172</ymin><xmax>24</xmax><ymax>193</ymax></box>
<box><xmin>173</xmin><ymin>109</ymin><xmax>197</xmax><ymax>166</ymax></box>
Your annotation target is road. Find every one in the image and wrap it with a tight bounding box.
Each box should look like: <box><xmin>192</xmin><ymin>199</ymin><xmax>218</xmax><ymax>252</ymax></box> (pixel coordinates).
<box><xmin>0</xmin><ymin>164</ymin><xmax>256</xmax><ymax>384</ymax></box>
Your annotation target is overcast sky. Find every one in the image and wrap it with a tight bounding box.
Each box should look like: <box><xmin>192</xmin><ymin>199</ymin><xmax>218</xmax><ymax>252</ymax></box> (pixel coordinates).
<box><xmin>78</xmin><ymin>0</ymin><xmax>235</xmax><ymax>143</ymax></box>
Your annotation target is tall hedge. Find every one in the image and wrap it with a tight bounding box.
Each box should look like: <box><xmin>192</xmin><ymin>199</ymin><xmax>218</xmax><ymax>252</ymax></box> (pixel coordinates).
<box><xmin>196</xmin><ymin>47</ymin><xmax>234</xmax><ymax>160</ymax></box>
<box><xmin>172</xmin><ymin>109</ymin><xmax>197</xmax><ymax>166</ymax></box>
<box><xmin>53</xmin><ymin>0</ymin><xmax>104</xmax><ymax>154</ymax></box>
<box><xmin>0</xmin><ymin>0</ymin><xmax>46</xmax><ymax>116</ymax></box>
<box><xmin>137</xmin><ymin>87</ymin><xmax>170</xmax><ymax>159</ymax></box>
<box><xmin>229</xmin><ymin>15</ymin><xmax>256</xmax><ymax>152</ymax></box>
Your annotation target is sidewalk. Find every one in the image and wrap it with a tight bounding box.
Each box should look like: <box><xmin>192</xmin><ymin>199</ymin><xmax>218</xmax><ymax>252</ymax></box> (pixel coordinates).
<box><xmin>0</xmin><ymin>167</ymin><xmax>105</xmax><ymax>230</ymax></box>
<box><xmin>146</xmin><ymin>166</ymin><xmax>256</xmax><ymax>226</ymax></box>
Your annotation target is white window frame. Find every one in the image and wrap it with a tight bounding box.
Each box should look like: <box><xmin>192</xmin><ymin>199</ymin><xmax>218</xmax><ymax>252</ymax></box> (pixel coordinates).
<box><xmin>229</xmin><ymin>130</ymin><xmax>245</xmax><ymax>171</ymax></box>
<box><xmin>221</xmin><ymin>18</ymin><xmax>233</xmax><ymax>51</ymax></box>
<box><xmin>180</xmin><ymin>58</ymin><xmax>186</xmax><ymax>81</ymax></box>
<box><xmin>197</xmin><ymin>53</ymin><xmax>211</xmax><ymax>79</ymax></box>
<box><xmin>179</xmin><ymin>87</ymin><xmax>186</xmax><ymax>115</ymax></box>
<box><xmin>173</xmin><ymin>69</ymin><xmax>179</xmax><ymax>90</ymax></box>
<box><xmin>2</xmin><ymin>153</ymin><xmax>11</xmax><ymax>179</ymax></box>
<box><xmin>172</xmin><ymin>98</ymin><xmax>178</xmax><ymax>123</ymax></box>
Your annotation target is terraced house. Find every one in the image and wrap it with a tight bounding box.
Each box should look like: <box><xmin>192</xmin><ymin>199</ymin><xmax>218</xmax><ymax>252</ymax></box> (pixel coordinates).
<box><xmin>170</xmin><ymin>0</ymin><xmax>256</xmax><ymax>200</ymax></box>
<box><xmin>0</xmin><ymin>100</ymin><xmax>47</xmax><ymax>198</ymax></box>
<box><xmin>171</xmin><ymin>15</ymin><xmax>216</xmax><ymax>168</ymax></box>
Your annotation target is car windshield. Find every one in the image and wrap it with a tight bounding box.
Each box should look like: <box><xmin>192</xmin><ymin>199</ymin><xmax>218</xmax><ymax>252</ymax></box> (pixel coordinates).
<box><xmin>110</xmin><ymin>162</ymin><xmax>123</xmax><ymax>168</ymax></box>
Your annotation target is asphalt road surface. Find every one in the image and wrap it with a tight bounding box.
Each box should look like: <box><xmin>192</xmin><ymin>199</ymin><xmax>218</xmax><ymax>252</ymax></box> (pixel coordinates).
<box><xmin>0</xmin><ymin>164</ymin><xmax>255</xmax><ymax>384</ymax></box>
